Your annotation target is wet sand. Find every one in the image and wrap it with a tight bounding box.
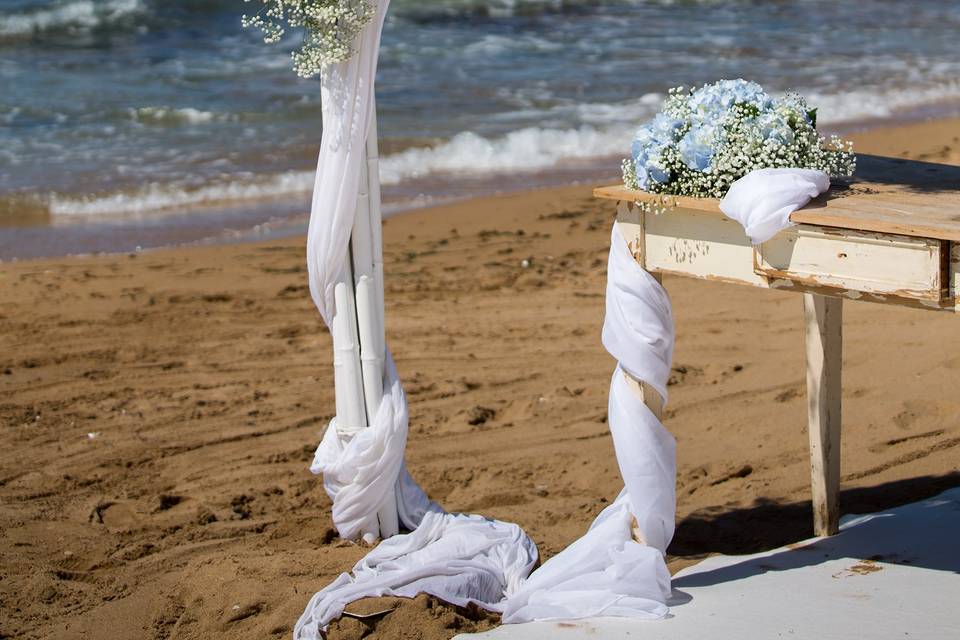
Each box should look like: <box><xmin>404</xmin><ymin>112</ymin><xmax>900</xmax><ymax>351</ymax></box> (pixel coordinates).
<box><xmin>1</xmin><ymin>117</ymin><xmax>959</xmax><ymax>640</ymax></box>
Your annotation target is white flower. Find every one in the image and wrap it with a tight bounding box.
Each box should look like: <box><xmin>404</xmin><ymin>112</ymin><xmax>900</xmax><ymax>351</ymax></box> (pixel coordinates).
<box><xmin>243</xmin><ymin>0</ymin><xmax>376</xmax><ymax>77</ymax></box>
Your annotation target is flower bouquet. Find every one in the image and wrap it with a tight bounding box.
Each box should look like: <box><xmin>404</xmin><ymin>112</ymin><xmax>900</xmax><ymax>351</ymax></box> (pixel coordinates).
<box><xmin>622</xmin><ymin>80</ymin><xmax>855</xmax><ymax>202</ymax></box>
<box><xmin>242</xmin><ymin>0</ymin><xmax>375</xmax><ymax>77</ymax></box>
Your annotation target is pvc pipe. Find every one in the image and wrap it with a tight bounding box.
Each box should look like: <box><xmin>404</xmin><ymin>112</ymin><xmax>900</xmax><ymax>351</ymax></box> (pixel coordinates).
<box><xmin>352</xmin><ymin>163</ymin><xmax>374</xmax><ymax>280</ymax></box>
<box><xmin>367</xmin><ymin>99</ymin><xmax>387</xmax><ymax>358</ymax></box>
<box><xmin>332</xmin><ymin>261</ymin><xmax>367</xmax><ymax>441</ymax></box>
<box><xmin>351</xmin><ymin>101</ymin><xmax>399</xmax><ymax>538</ymax></box>
<box><xmin>351</xmin><ymin>159</ymin><xmax>381</xmax><ymax>422</ymax></box>
<box><xmin>335</xmin><ymin>257</ymin><xmax>377</xmax><ymax>544</ymax></box>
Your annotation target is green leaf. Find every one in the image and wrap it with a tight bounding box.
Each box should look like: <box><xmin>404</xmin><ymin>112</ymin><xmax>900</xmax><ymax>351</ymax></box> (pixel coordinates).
<box><xmin>807</xmin><ymin>108</ymin><xmax>818</xmax><ymax>128</ymax></box>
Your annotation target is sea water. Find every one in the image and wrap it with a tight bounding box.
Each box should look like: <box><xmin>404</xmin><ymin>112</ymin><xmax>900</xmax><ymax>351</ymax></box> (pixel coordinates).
<box><xmin>2</xmin><ymin>0</ymin><xmax>960</xmax><ymax>258</ymax></box>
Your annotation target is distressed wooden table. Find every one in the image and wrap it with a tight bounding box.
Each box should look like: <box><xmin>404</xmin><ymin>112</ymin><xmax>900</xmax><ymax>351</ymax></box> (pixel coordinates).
<box><xmin>595</xmin><ymin>154</ymin><xmax>960</xmax><ymax>536</ymax></box>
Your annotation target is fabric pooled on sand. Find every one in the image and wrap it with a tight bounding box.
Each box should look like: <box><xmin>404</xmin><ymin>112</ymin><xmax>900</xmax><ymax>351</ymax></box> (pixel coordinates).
<box><xmin>295</xmin><ymin>223</ymin><xmax>679</xmax><ymax>640</ymax></box>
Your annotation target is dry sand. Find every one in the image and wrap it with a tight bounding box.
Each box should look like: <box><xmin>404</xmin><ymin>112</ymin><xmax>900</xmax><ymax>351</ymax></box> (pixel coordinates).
<box><xmin>2</xmin><ymin>117</ymin><xmax>959</xmax><ymax>640</ymax></box>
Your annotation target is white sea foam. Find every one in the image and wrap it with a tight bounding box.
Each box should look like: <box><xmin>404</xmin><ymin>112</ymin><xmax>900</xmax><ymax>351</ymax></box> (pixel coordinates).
<box><xmin>382</xmin><ymin>81</ymin><xmax>960</xmax><ymax>184</ymax></box>
<box><xmin>379</xmin><ymin>125</ymin><xmax>631</xmax><ymax>185</ymax></box>
<box><xmin>392</xmin><ymin>0</ymin><xmax>719</xmax><ymax>20</ymax></box>
<box><xmin>804</xmin><ymin>81</ymin><xmax>960</xmax><ymax>124</ymax></box>
<box><xmin>462</xmin><ymin>33</ymin><xmax>563</xmax><ymax>57</ymax></box>
<box><xmin>0</xmin><ymin>0</ymin><xmax>143</xmax><ymax>37</ymax></box>
<box><xmin>49</xmin><ymin>171</ymin><xmax>314</xmax><ymax>218</ymax></box>
<box><xmin>129</xmin><ymin>106</ymin><xmax>234</xmax><ymax>126</ymax></box>
<box><xmin>45</xmin><ymin>81</ymin><xmax>960</xmax><ymax>218</ymax></box>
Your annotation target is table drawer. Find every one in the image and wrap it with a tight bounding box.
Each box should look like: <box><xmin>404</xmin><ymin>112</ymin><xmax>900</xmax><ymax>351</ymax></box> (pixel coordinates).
<box><xmin>754</xmin><ymin>225</ymin><xmax>948</xmax><ymax>301</ymax></box>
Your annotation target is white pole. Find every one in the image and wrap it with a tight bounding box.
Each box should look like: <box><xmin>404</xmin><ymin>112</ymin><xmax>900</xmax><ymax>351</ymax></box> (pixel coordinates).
<box><xmin>346</xmin><ymin>97</ymin><xmax>400</xmax><ymax>539</ymax></box>
<box><xmin>367</xmin><ymin>99</ymin><xmax>386</xmax><ymax>355</ymax></box>
<box><xmin>333</xmin><ymin>256</ymin><xmax>379</xmax><ymax>544</ymax></box>
<box><xmin>366</xmin><ymin>103</ymin><xmax>399</xmax><ymax>538</ymax></box>
<box><xmin>332</xmin><ymin>262</ymin><xmax>367</xmax><ymax>440</ymax></box>
<box><xmin>351</xmin><ymin>162</ymin><xmax>383</xmax><ymax>413</ymax></box>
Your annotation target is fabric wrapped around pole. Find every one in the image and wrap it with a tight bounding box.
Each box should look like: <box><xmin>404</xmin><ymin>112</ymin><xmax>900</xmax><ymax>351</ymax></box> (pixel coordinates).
<box><xmin>296</xmin><ymin>224</ymin><xmax>677</xmax><ymax>638</ymax></box>
<box><xmin>305</xmin><ymin>1</ymin><xmax>390</xmax><ymax>327</ymax></box>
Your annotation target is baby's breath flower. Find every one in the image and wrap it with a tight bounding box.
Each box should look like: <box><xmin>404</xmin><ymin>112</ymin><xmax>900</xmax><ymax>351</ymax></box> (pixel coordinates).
<box><xmin>242</xmin><ymin>0</ymin><xmax>376</xmax><ymax>77</ymax></box>
<box><xmin>623</xmin><ymin>79</ymin><xmax>856</xmax><ymax>199</ymax></box>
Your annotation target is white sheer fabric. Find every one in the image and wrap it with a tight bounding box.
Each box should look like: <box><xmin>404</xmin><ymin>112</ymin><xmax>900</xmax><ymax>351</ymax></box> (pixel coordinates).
<box><xmin>502</xmin><ymin>225</ymin><xmax>676</xmax><ymax>623</ymax></box>
<box><xmin>296</xmin><ymin>223</ymin><xmax>676</xmax><ymax>639</ymax></box>
<box><xmin>719</xmin><ymin>168</ymin><xmax>830</xmax><ymax>244</ymax></box>
<box><xmin>305</xmin><ymin>1</ymin><xmax>390</xmax><ymax>326</ymax></box>
<box><xmin>296</xmin><ymin>2</ymin><xmax>829</xmax><ymax>633</ymax></box>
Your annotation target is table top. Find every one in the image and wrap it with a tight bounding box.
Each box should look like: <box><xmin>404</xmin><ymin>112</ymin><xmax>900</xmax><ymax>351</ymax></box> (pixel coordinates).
<box><xmin>594</xmin><ymin>154</ymin><xmax>960</xmax><ymax>241</ymax></box>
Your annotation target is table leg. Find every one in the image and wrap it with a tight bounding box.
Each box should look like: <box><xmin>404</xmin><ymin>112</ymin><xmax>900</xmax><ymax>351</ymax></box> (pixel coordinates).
<box><xmin>803</xmin><ymin>292</ymin><xmax>843</xmax><ymax>536</ymax></box>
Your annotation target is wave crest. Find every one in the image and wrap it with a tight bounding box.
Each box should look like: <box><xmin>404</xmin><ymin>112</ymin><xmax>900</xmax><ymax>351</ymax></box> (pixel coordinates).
<box><xmin>0</xmin><ymin>0</ymin><xmax>144</xmax><ymax>39</ymax></box>
<box><xmin>48</xmin><ymin>171</ymin><xmax>314</xmax><ymax>217</ymax></box>
<box><xmin>380</xmin><ymin>125</ymin><xmax>628</xmax><ymax>185</ymax></box>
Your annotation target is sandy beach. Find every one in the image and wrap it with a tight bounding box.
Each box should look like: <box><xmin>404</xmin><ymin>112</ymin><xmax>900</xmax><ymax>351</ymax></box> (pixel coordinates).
<box><xmin>2</xmin><ymin>117</ymin><xmax>959</xmax><ymax>640</ymax></box>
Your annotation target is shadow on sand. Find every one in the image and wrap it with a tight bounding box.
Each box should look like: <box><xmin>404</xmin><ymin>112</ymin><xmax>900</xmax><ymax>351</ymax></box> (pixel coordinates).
<box><xmin>668</xmin><ymin>471</ymin><xmax>960</xmax><ymax>571</ymax></box>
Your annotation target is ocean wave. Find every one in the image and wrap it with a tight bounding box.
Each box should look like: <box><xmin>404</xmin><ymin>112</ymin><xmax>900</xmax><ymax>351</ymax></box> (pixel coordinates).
<box><xmin>48</xmin><ymin>171</ymin><xmax>314</xmax><ymax>217</ymax></box>
<box><xmin>129</xmin><ymin>106</ymin><xmax>236</xmax><ymax>126</ymax></box>
<box><xmin>0</xmin><ymin>0</ymin><xmax>145</xmax><ymax>38</ymax></box>
<box><xmin>803</xmin><ymin>81</ymin><xmax>960</xmax><ymax>124</ymax></box>
<box><xmin>390</xmin><ymin>0</ymin><xmax>716</xmax><ymax>22</ymax></box>
<box><xmin>379</xmin><ymin>125</ymin><xmax>630</xmax><ymax>185</ymax></box>
<box><xmin>39</xmin><ymin>81</ymin><xmax>960</xmax><ymax>218</ymax></box>
<box><xmin>382</xmin><ymin>81</ymin><xmax>960</xmax><ymax>184</ymax></box>
<box><xmin>462</xmin><ymin>33</ymin><xmax>564</xmax><ymax>57</ymax></box>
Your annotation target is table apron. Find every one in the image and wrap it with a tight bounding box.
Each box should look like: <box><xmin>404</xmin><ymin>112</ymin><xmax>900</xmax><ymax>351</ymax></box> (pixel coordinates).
<box><xmin>615</xmin><ymin>201</ymin><xmax>957</xmax><ymax>312</ymax></box>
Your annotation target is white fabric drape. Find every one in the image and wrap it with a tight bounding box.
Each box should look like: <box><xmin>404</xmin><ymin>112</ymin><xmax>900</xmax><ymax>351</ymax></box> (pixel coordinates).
<box><xmin>719</xmin><ymin>168</ymin><xmax>830</xmax><ymax>245</ymax></box>
<box><xmin>297</xmin><ymin>1</ymin><xmax>541</xmax><ymax>635</ymax></box>
<box><xmin>296</xmin><ymin>0</ymin><xmax>679</xmax><ymax>625</ymax></box>
<box><xmin>296</xmin><ymin>222</ymin><xmax>677</xmax><ymax>639</ymax></box>
<box><xmin>296</xmin><ymin>3</ymin><xmax>831</xmax><ymax>632</ymax></box>
<box><xmin>501</xmin><ymin>225</ymin><xmax>676</xmax><ymax>623</ymax></box>
<box><xmin>305</xmin><ymin>1</ymin><xmax>390</xmax><ymax>326</ymax></box>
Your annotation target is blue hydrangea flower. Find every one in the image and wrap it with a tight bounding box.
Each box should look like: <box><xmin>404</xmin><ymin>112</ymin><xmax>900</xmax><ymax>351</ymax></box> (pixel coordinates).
<box><xmin>678</xmin><ymin>123</ymin><xmax>719</xmax><ymax>171</ymax></box>
<box><xmin>621</xmin><ymin>79</ymin><xmax>856</xmax><ymax>195</ymax></box>
<box><xmin>633</xmin><ymin>160</ymin><xmax>649</xmax><ymax>190</ymax></box>
<box><xmin>758</xmin><ymin>112</ymin><xmax>794</xmax><ymax>145</ymax></box>
<box><xmin>645</xmin><ymin>151</ymin><xmax>671</xmax><ymax>185</ymax></box>
<box><xmin>689</xmin><ymin>79</ymin><xmax>771</xmax><ymax>122</ymax></box>
<box><xmin>631</xmin><ymin>113</ymin><xmax>682</xmax><ymax>161</ymax></box>
<box><xmin>631</xmin><ymin>140</ymin><xmax>672</xmax><ymax>189</ymax></box>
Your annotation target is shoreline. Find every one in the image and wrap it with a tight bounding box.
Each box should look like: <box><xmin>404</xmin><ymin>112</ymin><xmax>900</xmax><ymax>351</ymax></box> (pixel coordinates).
<box><xmin>3</xmin><ymin>114</ymin><xmax>959</xmax><ymax>263</ymax></box>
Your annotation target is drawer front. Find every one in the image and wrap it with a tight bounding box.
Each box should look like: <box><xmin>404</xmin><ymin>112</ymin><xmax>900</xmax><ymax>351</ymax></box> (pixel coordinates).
<box><xmin>755</xmin><ymin>225</ymin><xmax>947</xmax><ymax>301</ymax></box>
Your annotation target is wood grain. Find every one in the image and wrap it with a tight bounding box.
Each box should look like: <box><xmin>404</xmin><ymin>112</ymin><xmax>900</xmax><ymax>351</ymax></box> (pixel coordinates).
<box><xmin>804</xmin><ymin>293</ymin><xmax>843</xmax><ymax>537</ymax></box>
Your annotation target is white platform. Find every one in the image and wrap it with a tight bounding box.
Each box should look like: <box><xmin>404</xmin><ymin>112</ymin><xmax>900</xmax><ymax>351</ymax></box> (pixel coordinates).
<box><xmin>458</xmin><ymin>488</ymin><xmax>960</xmax><ymax>640</ymax></box>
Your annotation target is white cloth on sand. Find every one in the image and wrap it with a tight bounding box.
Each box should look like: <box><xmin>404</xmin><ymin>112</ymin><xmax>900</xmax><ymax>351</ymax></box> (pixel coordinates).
<box><xmin>294</xmin><ymin>0</ymin><xmax>827</xmax><ymax>630</ymax></box>
<box><xmin>719</xmin><ymin>168</ymin><xmax>830</xmax><ymax>244</ymax></box>
<box><xmin>295</xmin><ymin>219</ymin><xmax>677</xmax><ymax>637</ymax></box>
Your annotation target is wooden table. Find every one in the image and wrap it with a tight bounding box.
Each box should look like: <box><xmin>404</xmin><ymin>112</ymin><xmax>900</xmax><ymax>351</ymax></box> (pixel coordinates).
<box><xmin>595</xmin><ymin>155</ymin><xmax>960</xmax><ymax>536</ymax></box>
